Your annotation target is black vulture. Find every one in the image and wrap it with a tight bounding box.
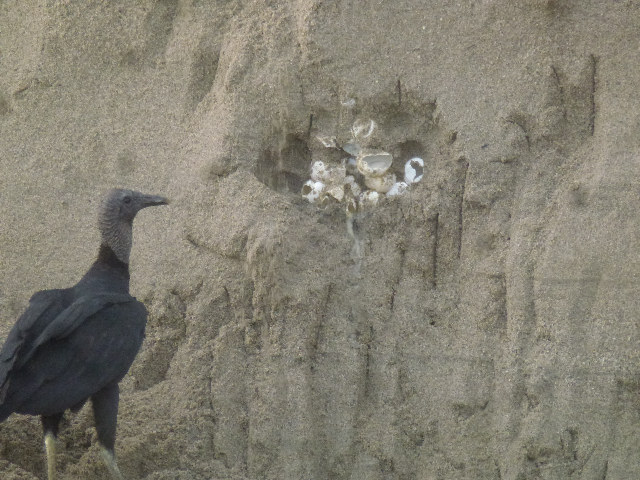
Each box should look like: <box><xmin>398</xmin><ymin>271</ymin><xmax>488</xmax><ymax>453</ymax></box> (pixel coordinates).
<box><xmin>0</xmin><ymin>189</ymin><xmax>168</xmax><ymax>479</ymax></box>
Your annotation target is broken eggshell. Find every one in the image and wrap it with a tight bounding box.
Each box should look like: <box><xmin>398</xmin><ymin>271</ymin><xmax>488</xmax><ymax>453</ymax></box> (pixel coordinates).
<box><xmin>311</xmin><ymin>160</ymin><xmax>346</xmax><ymax>185</ymax></box>
<box><xmin>344</xmin><ymin>175</ymin><xmax>362</xmax><ymax>197</ymax></box>
<box><xmin>365</xmin><ymin>172</ymin><xmax>396</xmax><ymax>193</ymax></box>
<box><xmin>309</xmin><ymin>161</ymin><xmax>346</xmax><ymax>201</ymax></box>
<box><xmin>301</xmin><ymin>180</ymin><xmax>325</xmax><ymax>203</ymax></box>
<box><xmin>326</xmin><ymin>184</ymin><xmax>345</xmax><ymax>202</ymax></box>
<box><xmin>404</xmin><ymin>157</ymin><xmax>424</xmax><ymax>184</ymax></box>
<box><xmin>386</xmin><ymin>181</ymin><xmax>408</xmax><ymax>197</ymax></box>
<box><xmin>316</xmin><ymin>135</ymin><xmax>337</xmax><ymax>148</ymax></box>
<box><xmin>343</xmin><ymin>120</ymin><xmax>377</xmax><ymax>157</ymax></box>
<box><xmin>356</xmin><ymin>150</ymin><xmax>393</xmax><ymax>177</ymax></box>
<box><xmin>325</xmin><ymin>163</ymin><xmax>346</xmax><ymax>186</ymax></box>
<box><xmin>341</xmin><ymin>98</ymin><xmax>356</xmax><ymax>108</ymax></box>
<box><xmin>359</xmin><ymin>190</ymin><xmax>380</xmax><ymax>208</ymax></box>
<box><xmin>342</xmin><ymin>141</ymin><xmax>361</xmax><ymax>157</ymax></box>
<box><xmin>352</xmin><ymin>119</ymin><xmax>376</xmax><ymax>140</ymax></box>
<box><xmin>310</xmin><ymin>161</ymin><xmax>327</xmax><ymax>182</ymax></box>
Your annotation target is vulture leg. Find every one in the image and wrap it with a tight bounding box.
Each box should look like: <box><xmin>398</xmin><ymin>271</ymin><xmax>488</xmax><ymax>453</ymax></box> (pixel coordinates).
<box><xmin>92</xmin><ymin>384</ymin><xmax>124</xmax><ymax>479</ymax></box>
<box><xmin>41</xmin><ymin>412</ymin><xmax>64</xmax><ymax>480</ymax></box>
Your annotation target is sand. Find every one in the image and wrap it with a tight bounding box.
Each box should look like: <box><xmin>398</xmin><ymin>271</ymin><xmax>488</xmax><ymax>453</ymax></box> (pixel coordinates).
<box><xmin>1</xmin><ymin>1</ymin><xmax>640</xmax><ymax>478</ymax></box>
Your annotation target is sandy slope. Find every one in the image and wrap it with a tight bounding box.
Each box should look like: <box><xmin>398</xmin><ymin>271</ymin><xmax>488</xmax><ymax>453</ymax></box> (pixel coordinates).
<box><xmin>1</xmin><ymin>1</ymin><xmax>640</xmax><ymax>478</ymax></box>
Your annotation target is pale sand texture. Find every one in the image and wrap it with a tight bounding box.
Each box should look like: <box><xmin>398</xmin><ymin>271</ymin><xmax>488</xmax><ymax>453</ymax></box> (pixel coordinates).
<box><xmin>1</xmin><ymin>1</ymin><xmax>639</xmax><ymax>479</ymax></box>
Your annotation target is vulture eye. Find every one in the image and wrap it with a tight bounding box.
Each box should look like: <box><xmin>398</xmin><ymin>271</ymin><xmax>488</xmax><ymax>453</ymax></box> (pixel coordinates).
<box><xmin>123</xmin><ymin>196</ymin><xmax>132</xmax><ymax>205</ymax></box>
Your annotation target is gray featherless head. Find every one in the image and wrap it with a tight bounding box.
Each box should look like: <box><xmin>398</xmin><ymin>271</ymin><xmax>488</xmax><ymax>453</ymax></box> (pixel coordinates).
<box><xmin>98</xmin><ymin>189</ymin><xmax>169</xmax><ymax>264</ymax></box>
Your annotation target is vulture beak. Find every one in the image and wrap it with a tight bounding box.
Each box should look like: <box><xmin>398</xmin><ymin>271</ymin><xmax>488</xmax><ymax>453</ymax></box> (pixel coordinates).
<box><xmin>139</xmin><ymin>194</ymin><xmax>170</xmax><ymax>209</ymax></box>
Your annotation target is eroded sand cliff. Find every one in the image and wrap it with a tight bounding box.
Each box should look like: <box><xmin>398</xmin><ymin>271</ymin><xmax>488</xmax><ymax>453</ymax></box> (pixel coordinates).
<box><xmin>1</xmin><ymin>1</ymin><xmax>640</xmax><ymax>479</ymax></box>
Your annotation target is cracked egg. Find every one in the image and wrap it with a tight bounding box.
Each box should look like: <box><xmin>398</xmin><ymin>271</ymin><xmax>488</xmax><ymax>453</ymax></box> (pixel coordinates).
<box><xmin>404</xmin><ymin>157</ymin><xmax>424</xmax><ymax>184</ymax></box>
<box><xmin>301</xmin><ymin>180</ymin><xmax>325</xmax><ymax>203</ymax></box>
<box><xmin>365</xmin><ymin>172</ymin><xmax>396</xmax><ymax>193</ymax></box>
<box><xmin>356</xmin><ymin>150</ymin><xmax>393</xmax><ymax>177</ymax></box>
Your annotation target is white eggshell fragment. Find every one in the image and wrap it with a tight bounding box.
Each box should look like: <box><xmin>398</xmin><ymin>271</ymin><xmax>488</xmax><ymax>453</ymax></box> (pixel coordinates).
<box><xmin>310</xmin><ymin>161</ymin><xmax>327</xmax><ymax>182</ymax></box>
<box><xmin>365</xmin><ymin>172</ymin><xmax>396</xmax><ymax>193</ymax></box>
<box><xmin>316</xmin><ymin>135</ymin><xmax>337</xmax><ymax>148</ymax></box>
<box><xmin>360</xmin><ymin>190</ymin><xmax>380</xmax><ymax>208</ymax></box>
<box><xmin>344</xmin><ymin>176</ymin><xmax>362</xmax><ymax>197</ymax></box>
<box><xmin>404</xmin><ymin>157</ymin><xmax>424</xmax><ymax>184</ymax></box>
<box><xmin>342</xmin><ymin>142</ymin><xmax>361</xmax><ymax>157</ymax></box>
<box><xmin>325</xmin><ymin>163</ymin><xmax>346</xmax><ymax>186</ymax></box>
<box><xmin>341</xmin><ymin>98</ymin><xmax>356</xmax><ymax>108</ymax></box>
<box><xmin>356</xmin><ymin>150</ymin><xmax>393</xmax><ymax>177</ymax></box>
<box><xmin>301</xmin><ymin>180</ymin><xmax>325</xmax><ymax>203</ymax></box>
<box><xmin>326</xmin><ymin>184</ymin><xmax>345</xmax><ymax>202</ymax></box>
<box><xmin>352</xmin><ymin>119</ymin><xmax>376</xmax><ymax>139</ymax></box>
<box><xmin>386</xmin><ymin>181</ymin><xmax>408</xmax><ymax>197</ymax></box>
